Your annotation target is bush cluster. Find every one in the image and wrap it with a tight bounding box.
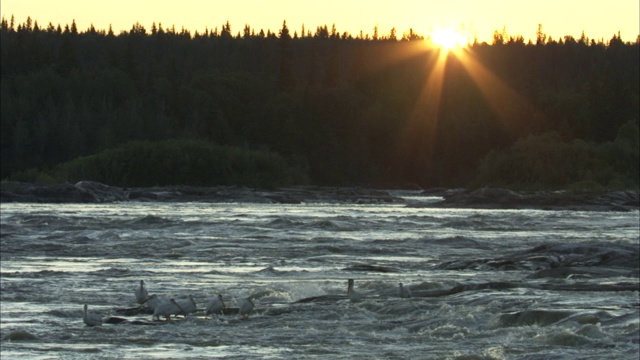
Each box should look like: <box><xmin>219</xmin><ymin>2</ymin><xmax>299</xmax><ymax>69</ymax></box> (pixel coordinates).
<box><xmin>52</xmin><ymin>139</ymin><xmax>309</xmax><ymax>188</ymax></box>
<box><xmin>474</xmin><ymin>121</ymin><xmax>639</xmax><ymax>190</ymax></box>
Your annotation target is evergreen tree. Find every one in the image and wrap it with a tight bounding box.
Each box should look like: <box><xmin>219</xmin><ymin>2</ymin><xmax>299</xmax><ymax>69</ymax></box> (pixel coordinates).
<box><xmin>221</xmin><ymin>21</ymin><xmax>232</xmax><ymax>39</ymax></box>
<box><xmin>278</xmin><ymin>20</ymin><xmax>293</xmax><ymax>90</ymax></box>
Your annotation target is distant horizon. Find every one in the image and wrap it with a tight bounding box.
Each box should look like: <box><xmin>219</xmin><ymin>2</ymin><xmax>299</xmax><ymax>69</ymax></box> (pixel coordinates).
<box><xmin>1</xmin><ymin>0</ymin><xmax>638</xmax><ymax>43</ymax></box>
<box><xmin>2</xmin><ymin>14</ymin><xmax>637</xmax><ymax>45</ymax></box>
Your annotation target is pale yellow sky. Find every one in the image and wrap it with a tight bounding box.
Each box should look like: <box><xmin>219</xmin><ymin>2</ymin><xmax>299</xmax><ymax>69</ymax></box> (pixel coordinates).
<box><xmin>1</xmin><ymin>0</ymin><xmax>638</xmax><ymax>42</ymax></box>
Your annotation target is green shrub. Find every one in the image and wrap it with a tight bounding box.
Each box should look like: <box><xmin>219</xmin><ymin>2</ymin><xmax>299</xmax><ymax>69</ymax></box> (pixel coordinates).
<box><xmin>9</xmin><ymin>168</ymin><xmax>60</xmax><ymax>184</ymax></box>
<box><xmin>473</xmin><ymin>121</ymin><xmax>639</xmax><ymax>190</ymax></box>
<box><xmin>53</xmin><ymin>139</ymin><xmax>309</xmax><ymax>188</ymax></box>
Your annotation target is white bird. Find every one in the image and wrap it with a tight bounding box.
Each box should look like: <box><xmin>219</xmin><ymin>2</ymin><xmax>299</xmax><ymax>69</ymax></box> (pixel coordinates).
<box><xmin>144</xmin><ymin>294</ymin><xmax>167</xmax><ymax>311</ymax></box>
<box><xmin>205</xmin><ymin>294</ymin><xmax>226</xmax><ymax>318</ymax></box>
<box><xmin>347</xmin><ymin>279</ymin><xmax>363</xmax><ymax>303</ymax></box>
<box><xmin>153</xmin><ymin>299</ymin><xmax>184</xmax><ymax>321</ymax></box>
<box><xmin>175</xmin><ymin>295</ymin><xmax>197</xmax><ymax>316</ymax></box>
<box><xmin>398</xmin><ymin>283</ymin><xmax>412</xmax><ymax>298</ymax></box>
<box><xmin>239</xmin><ymin>297</ymin><xmax>255</xmax><ymax>319</ymax></box>
<box><xmin>135</xmin><ymin>280</ymin><xmax>148</xmax><ymax>305</ymax></box>
<box><xmin>83</xmin><ymin>304</ymin><xmax>103</xmax><ymax>326</ymax></box>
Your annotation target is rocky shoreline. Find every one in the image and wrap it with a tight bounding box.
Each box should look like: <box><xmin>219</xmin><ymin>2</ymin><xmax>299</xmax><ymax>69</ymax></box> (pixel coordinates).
<box><xmin>0</xmin><ymin>181</ymin><xmax>403</xmax><ymax>205</ymax></box>
<box><xmin>1</xmin><ymin>181</ymin><xmax>638</xmax><ymax>211</ymax></box>
<box><xmin>415</xmin><ymin>187</ymin><xmax>640</xmax><ymax>212</ymax></box>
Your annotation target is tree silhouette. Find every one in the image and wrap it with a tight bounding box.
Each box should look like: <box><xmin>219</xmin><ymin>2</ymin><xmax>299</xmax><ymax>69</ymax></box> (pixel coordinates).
<box><xmin>0</xmin><ymin>17</ymin><xmax>637</xmax><ymax>189</ymax></box>
<box><xmin>278</xmin><ymin>20</ymin><xmax>293</xmax><ymax>90</ymax></box>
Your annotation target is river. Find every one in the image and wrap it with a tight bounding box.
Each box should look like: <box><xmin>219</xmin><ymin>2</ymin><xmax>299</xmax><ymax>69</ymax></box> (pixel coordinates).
<box><xmin>1</xmin><ymin>193</ymin><xmax>638</xmax><ymax>359</ymax></box>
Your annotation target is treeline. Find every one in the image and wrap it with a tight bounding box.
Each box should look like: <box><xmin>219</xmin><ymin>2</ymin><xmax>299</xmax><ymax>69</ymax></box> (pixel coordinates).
<box><xmin>1</xmin><ymin>17</ymin><xmax>638</xmax><ymax>189</ymax></box>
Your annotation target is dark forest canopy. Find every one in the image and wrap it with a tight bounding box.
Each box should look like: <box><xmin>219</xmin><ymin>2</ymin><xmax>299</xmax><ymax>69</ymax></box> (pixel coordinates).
<box><xmin>1</xmin><ymin>17</ymin><xmax>638</xmax><ymax>189</ymax></box>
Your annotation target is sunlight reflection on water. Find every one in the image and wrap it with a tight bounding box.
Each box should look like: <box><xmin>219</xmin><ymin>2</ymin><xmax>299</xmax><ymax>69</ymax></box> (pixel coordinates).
<box><xmin>1</xmin><ymin>201</ymin><xmax>638</xmax><ymax>359</ymax></box>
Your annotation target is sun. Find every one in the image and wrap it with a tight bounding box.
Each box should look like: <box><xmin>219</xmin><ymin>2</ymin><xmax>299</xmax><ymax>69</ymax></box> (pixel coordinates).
<box><xmin>430</xmin><ymin>28</ymin><xmax>467</xmax><ymax>51</ymax></box>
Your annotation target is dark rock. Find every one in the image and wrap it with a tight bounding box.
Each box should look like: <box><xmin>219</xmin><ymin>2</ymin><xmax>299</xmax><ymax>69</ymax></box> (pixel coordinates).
<box><xmin>427</xmin><ymin>188</ymin><xmax>640</xmax><ymax>211</ymax></box>
<box><xmin>294</xmin><ymin>294</ymin><xmax>346</xmax><ymax>303</ymax></box>
<box><xmin>1</xmin><ymin>182</ymin><xmax>94</xmax><ymax>203</ymax></box>
<box><xmin>4</xmin><ymin>330</ymin><xmax>38</xmax><ymax>341</ymax></box>
<box><xmin>127</xmin><ymin>189</ymin><xmax>185</xmax><ymax>201</ymax></box>
<box><xmin>75</xmin><ymin>181</ymin><xmax>128</xmax><ymax>202</ymax></box>
<box><xmin>434</xmin><ymin>243</ymin><xmax>639</xmax><ymax>273</ymax></box>
<box><xmin>1</xmin><ymin>181</ymin><xmax>127</xmax><ymax>203</ymax></box>
<box><xmin>3</xmin><ymin>182</ymin><xmax>637</xmax><ymax>211</ymax></box>
<box><xmin>114</xmin><ymin>307</ymin><xmax>154</xmax><ymax>316</ymax></box>
<box><xmin>104</xmin><ymin>316</ymin><xmax>130</xmax><ymax>324</ymax></box>
<box><xmin>342</xmin><ymin>264</ymin><xmax>398</xmax><ymax>273</ymax></box>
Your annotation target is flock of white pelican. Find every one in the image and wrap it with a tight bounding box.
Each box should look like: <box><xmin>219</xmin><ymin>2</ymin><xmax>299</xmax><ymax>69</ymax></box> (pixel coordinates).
<box><xmin>82</xmin><ymin>279</ymin><xmax>410</xmax><ymax>326</ymax></box>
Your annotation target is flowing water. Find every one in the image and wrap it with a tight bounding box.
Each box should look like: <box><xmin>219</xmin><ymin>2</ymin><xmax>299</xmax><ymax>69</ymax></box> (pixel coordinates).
<box><xmin>1</xmin><ymin>193</ymin><xmax>639</xmax><ymax>359</ymax></box>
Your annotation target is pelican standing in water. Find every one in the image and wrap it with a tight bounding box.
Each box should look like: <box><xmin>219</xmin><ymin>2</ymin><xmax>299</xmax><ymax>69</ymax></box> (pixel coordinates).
<box><xmin>398</xmin><ymin>283</ymin><xmax>412</xmax><ymax>298</ymax></box>
<box><xmin>175</xmin><ymin>295</ymin><xmax>197</xmax><ymax>316</ymax></box>
<box><xmin>347</xmin><ymin>279</ymin><xmax>363</xmax><ymax>303</ymax></box>
<box><xmin>153</xmin><ymin>299</ymin><xmax>185</xmax><ymax>321</ymax></box>
<box><xmin>239</xmin><ymin>297</ymin><xmax>255</xmax><ymax>319</ymax></box>
<box><xmin>144</xmin><ymin>294</ymin><xmax>168</xmax><ymax>311</ymax></box>
<box><xmin>206</xmin><ymin>294</ymin><xmax>226</xmax><ymax>319</ymax></box>
<box><xmin>135</xmin><ymin>280</ymin><xmax>148</xmax><ymax>306</ymax></box>
<box><xmin>83</xmin><ymin>304</ymin><xmax>103</xmax><ymax>326</ymax></box>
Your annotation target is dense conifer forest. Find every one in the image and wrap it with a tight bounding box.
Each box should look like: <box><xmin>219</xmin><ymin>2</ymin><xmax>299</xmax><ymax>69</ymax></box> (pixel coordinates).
<box><xmin>1</xmin><ymin>16</ymin><xmax>638</xmax><ymax>189</ymax></box>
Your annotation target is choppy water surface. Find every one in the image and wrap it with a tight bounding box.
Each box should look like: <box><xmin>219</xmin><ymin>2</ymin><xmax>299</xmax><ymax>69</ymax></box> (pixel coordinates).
<box><xmin>1</xmin><ymin>194</ymin><xmax>639</xmax><ymax>359</ymax></box>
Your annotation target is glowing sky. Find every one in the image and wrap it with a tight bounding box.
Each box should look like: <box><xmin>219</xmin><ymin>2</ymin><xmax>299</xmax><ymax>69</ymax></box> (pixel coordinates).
<box><xmin>1</xmin><ymin>0</ymin><xmax>638</xmax><ymax>42</ymax></box>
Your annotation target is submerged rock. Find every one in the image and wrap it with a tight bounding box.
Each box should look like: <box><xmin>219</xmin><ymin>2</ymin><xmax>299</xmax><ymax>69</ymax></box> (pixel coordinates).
<box><xmin>1</xmin><ymin>182</ymin><xmax>407</xmax><ymax>204</ymax></box>
<box><xmin>342</xmin><ymin>264</ymin><xmax>399</xmax><ymax>273</ymax></box>
<box><xmin>75</xmin><ymin>181</ymin><xmax>127</xmax><ymax>202</ymax></box>
<box><xmin>1</xmin><ymin>181</ymin><xmax>126</xmax><ymax>203</ymax></box>
<box><xmin>2</xmin><ymin>181</ymin><xmax>637</xmax><ymax>211</ymax></box>
<box><xmin>435</xmin><ymin>242</ymin><xmax>640</xmax><ymax>274</ymax></box>
<box><xmin>1</xmin><ymin>182</ymin><xmax>94</xmax><ymax>203</ymax></box>
<box><xmin>4</xmin><ymin>330</ymin><xmax>38</xmax><ymax>341</ymax></box>
<box><xmin>427</xmin><ymin>188</ymin><xmax>640</xmax><ymax>211</ymax></box>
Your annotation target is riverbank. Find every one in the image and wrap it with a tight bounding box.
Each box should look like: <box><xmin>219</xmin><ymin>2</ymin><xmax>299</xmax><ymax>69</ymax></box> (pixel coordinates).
<box><xmin>1</xmin><ymin>181</ymin><xmax>638</xmax><ymax>211</ymax></box>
